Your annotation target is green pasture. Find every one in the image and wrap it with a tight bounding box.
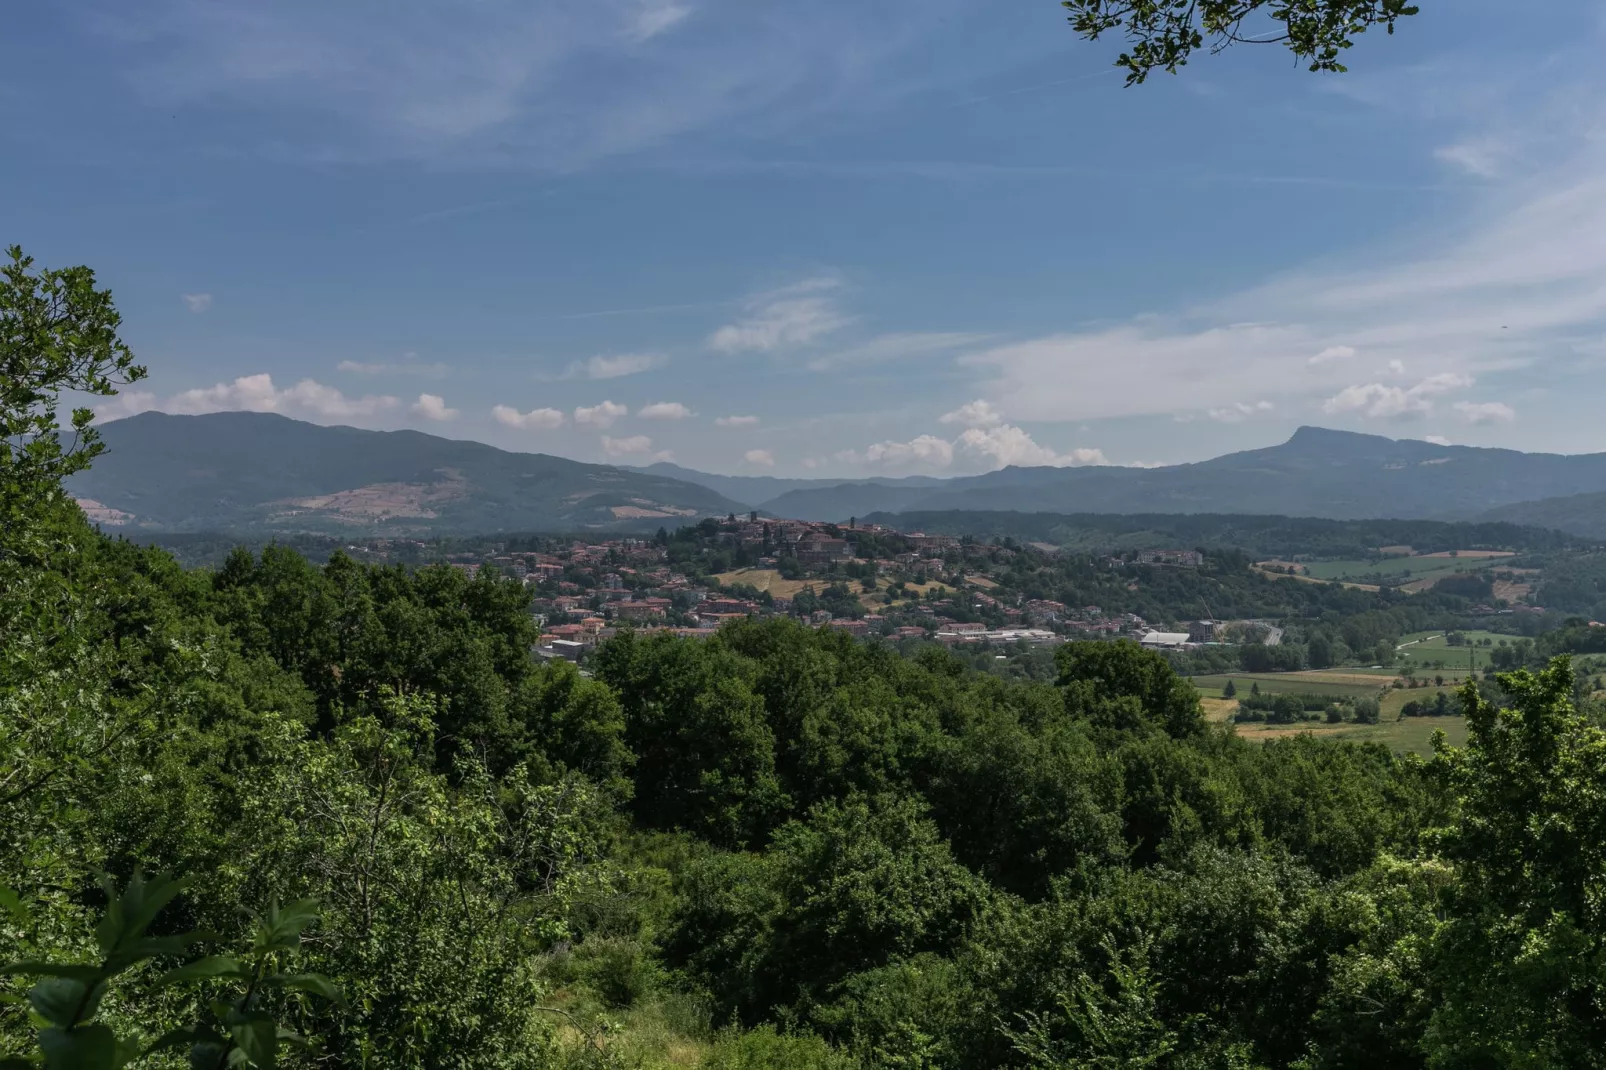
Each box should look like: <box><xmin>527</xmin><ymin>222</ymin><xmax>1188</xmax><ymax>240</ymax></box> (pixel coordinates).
<box><xmin>1303</xmin><ymin>555</ymin><xmax>1502</xmax><ymax>584</ymax></box>
<box><xmin>1190</xmin><ymin>672</ymin><xmax>1385</xmax><ymax>701</ymax></box>
<box><xmin>1393</xmin><ymin>630</ymin><xmax>1504</xmax><ymax>672</ymax></box>
<box><xmin>1238</xmin><ymin>714</ymin><xmax>1469</xmax><ymax>754</ymax></box>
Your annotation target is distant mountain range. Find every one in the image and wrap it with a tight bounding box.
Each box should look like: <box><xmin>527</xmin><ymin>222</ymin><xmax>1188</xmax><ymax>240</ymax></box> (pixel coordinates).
<box><xmin>69</xmin><ymin>412</ymin><xmax>747</xmax><ymax>535</ymax></box>
<box><xmin>661</xmin><ymin>426</ymin><xmax>1606</xmax><ymax>534</ymax></box>
<box><xmin>68</xmin><ymin>413</ymin><xmax>1606</xmax><ymax>539</ymax></box>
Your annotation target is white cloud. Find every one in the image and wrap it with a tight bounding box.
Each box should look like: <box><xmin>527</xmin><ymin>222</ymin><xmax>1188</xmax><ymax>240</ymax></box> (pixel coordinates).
<box><xmin>1322</xmin><ymin>373</ymin><xmax>1473</xmax><ymax>420</ymax></box>
<box><xmin>181</xmin><ymin>293</ymin><xmax>212</xmax><ymax>313</ymax></box>
<box><xmin>806</xmin><ymin>332</ymin><xmax>988</xmax><ymax>371</ymax></box>
<box><xmin>338</xmin><ymin>358</ymin><xmax>449</xmax><ymax>378</ymax></box>
<box><xmin>165</xmin><ymin>374</ymin><xmax>399</xmax><ymax>419</ymax></box>
<box><xmin>1435</xmin><ymin>139</ymin><xmax>1506</xmax><ymax>178</ymax></box>
<box><xmin>1206</xmin><ymin>400</ymin><xmax>1273</xmax><ymax>424</ymax></box>
<box><xmin>574</xmin><ymin>400</ymin><xmax>628</xmax><ymax>428</ymax></box>
<box><xmin>939</xmin><ymin>399</ymin><xmax>1003</xmax><ymax>428</ymax></box>
<box><xmin>567</xmin><ymin>353</ymin><xmax>665</xmax><ymax>380</ymax></box>
<box><xmin>1387</xmin><ymin>359</ymin><xmax>1407</xmax><ymax>376</ymax></box>
<box><xmin>956</xmin><ymin>425</ymin><xmax>1107</xmax><ymax>468</ymax></box>
<box><xmin>708</xmin><ymin>277</ymin><xmax>850</xmax><ymax>353</ymax></box>
<box><xmin>411</xmin><ymin>393</ymin><xmax>459</xmax><ymax>421</ymax></box>
<box><xmin>492</xmin><ymin>404</ymin><xmax>566</xmax><ymax>430</ymax></box>
<box><xmin>1308</xmin><ymin>345</ymin><xmax>1355</xmax><ymax>365</ymax></box>
<box><xmin>602</xmin><ymin>434</ymin><xmax>672</xmax><ymax>461</ymax></box>
<box><xmin>865</xmin><ymin>434</ymin><xmax>954</xmax><ymax>468</ymax></box>
<box><xmin>93</xmin><ymin>390</ymin><xmax>158</xmax><ymax>422</ymax></box>
<box><xmin>743</xmin><ymin>448</ymin><xmax>775</xmax><ymax>467</ymax></box>
<box><xmin>715</xmin><ymin>414</ymin><xmax>760</xmax><ymax>428</ymax></box>
<box><xmin>1424</xmin><ymin>435</ymin><xmax>1453</xmax><ymax>446</ymax></box>
<box><xmin>105</xmin><ymin>0</ymin><xmax>935</xmax><ymax>171</ymax></box>
<box><xmin>637</xmin><ymin>401</ymin><xmax>694</xmax><ymax>420</ymax></box>
<box><xmin>1455</xmin><ymin>400</ymin><xmax>1517</xmax><ymax>425</ymax></box>
<box><xmin>965</xmin><ymin>148</ymin><xmax>1606</xmax><ymax>426</ymax></box>
<box><xmin>627</xmin><ymin>0</ymin><xmax>690</xmax><ymax>42</ymax></box>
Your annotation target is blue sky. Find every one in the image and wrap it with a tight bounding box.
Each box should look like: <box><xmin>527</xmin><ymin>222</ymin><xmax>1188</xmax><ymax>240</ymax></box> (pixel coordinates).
<box><xmin>9</xmin><ymin>0</ymin><xmax>1606</xmax><ymax>475</ymax></box>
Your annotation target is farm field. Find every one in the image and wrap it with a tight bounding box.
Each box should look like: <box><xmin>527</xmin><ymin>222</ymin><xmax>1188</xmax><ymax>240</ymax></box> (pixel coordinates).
<box><xmin>1303</xmin><ymin>554</ymin><xmax>1503</xmax><ymax>584</ymax></box>
<box><xmin>713</xmin><ymin>568</ymin><xmax>819</xmax><ymax>600</ymax></box>
<box><xmin>1234</xmin><ymin>715</ymin><xmax>1468</xmax><ymax>754</ymax></box>
<box><xmin>1251</xmin><ymin>566</ymin><xmax>1381</xmax><ymax>592</ymax></box>
<box><xmin>1189</xmin><ymin>671</ymin><xmax>1386</xmax><ymax>701</ymax></box>
<box><xmin>1393</xmin><ymin>630</ymin><xmax>1506</xmax><ymax>672</ymax></box>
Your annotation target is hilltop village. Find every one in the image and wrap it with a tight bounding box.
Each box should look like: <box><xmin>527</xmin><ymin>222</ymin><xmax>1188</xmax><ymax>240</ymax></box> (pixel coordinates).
<box><xmin>339</xmin><ymin>515</ymin><xmax>1202</xmax><ymax>661</ymax></box>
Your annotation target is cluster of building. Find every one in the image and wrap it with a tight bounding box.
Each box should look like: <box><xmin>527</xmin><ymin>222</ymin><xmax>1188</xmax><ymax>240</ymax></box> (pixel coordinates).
<box><xmin>403</xmin><ymin>519</ymin><xmax>1202</xmax><ymax>662</ymax></box>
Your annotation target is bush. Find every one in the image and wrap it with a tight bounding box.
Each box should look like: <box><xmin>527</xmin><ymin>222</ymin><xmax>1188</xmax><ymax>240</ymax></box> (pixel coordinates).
<box><xmin>575</xmin><ymin>937</ymin><xmax>661</xmax><ymax>1009</ymax></box>
<box><xmin>702</xmin><ymin>1026</ymin><xmax>856</xmax><ymax>1069</ymax></box>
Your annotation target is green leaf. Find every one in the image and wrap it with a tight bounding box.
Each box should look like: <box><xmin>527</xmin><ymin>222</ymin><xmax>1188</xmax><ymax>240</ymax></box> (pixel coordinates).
<box><xmin>142</xmin><ymin>1027</ymin><xmax>199</xmax><ymax>1054</ymax></box>
<box><xmin>254</xmin><ymin>900</ymin><xmax>319</xmax><ymax>954</ymax></box>
<box><xmin>95</xmin><ymin>871</ymin><xmax>187</xmax><ymax>959</ymax></box>
<box><xmin>29</xmin><ymin>980</ymin><xmax>104</xmax><ymax>1030</ymax></box>
<box><xmin>0</xmin><ymin>885</ymin><xmax>28</xmax><ymax>925</ymax></box>
<box><xmin>104</xmin><ymin>933</ymin><xmax>208</xmax><ymax>974</ymax></box>
<box><xmin>186</xmin><ymin>1042</ymin><xmax>228</xmax><ymax>1070</ymax></box>
<box><xmin>38</xmin><ymin>1025</ymin><xmax>118</xmax><ymax>1070</ymax></box>
<box><xmin>110</xmin><ymin>1037</ymin><xmax>141</xmax><ymax>1070</ymax></box>
<box><xmin>156</xmin><ymin>956</ymin><xmax>245</xmax><ymax>986</ymax></box>
<box><xmin>228</xmin><ymin>1013</ymin><xmax>277</xmax><ymax>1070</ymax></box>
<box><xmin>263</xmin><ymin>973</ymin><xmax>344</xmax><ymax>1005</ymax></box>
<box><xmin>1</xmin><ymin>964</ymin><xmax>103</xmax><ymax>984</ymax></box>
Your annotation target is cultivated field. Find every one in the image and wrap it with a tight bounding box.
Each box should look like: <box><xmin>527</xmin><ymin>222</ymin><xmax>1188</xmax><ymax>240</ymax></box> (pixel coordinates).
<box><xmin>1233</xmin><ymin>715</ymin><xmax>1468</xmax><ymax>754</ymax></box>
<box><xmin>1189</xmin><ymin>671</ymin><xmax>1386</xmax><ymax>701</ymax></box>
<box><xmin>1303</xmin><ymin>553</ymin><xmax>1503</xmax><ymax>585</ymax></box>
<box><xmin>1393</xmin><ymin>630</ymin><xmax>1505</xmax><ymax>673</ymax></box>
<box><xmin>714</xmin><ymin>568</ymin><xmax>821</xmax><ymax>600</ymax></box>
<box><xmin>1250</xmin><ymin>566</ymin><xmax>1382</xmax><ymax>592</ymax></box>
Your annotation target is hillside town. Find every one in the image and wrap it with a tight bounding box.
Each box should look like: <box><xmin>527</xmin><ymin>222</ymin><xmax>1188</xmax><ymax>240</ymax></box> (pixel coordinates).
<box><xmin>339</xmin><ymin>514</ymin><xmax>1223</xmax><ymax>662</ymax></box>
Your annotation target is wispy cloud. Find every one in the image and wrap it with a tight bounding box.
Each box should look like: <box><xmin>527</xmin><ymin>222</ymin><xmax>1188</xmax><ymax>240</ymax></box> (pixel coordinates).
<box><xmin>715</xmin><ymin>415</ymin><xmax>759</xmax><ymax>428</ymax></box>
<box><xmin>743</xmin><ymin>448</ymin><xmax>775</xmax><ymax>467</ymax></box>
<box><xmin>411</xmin><ymin>393</ymin><xmax>459</xmax><ymax>421</ymax></box>
<box><xmin>575</xmin><ymin>400</ymin><xmax>628</xmax><ymax>428</ymax></box>
<box><xmin>338</xmin><ymin>357</ymin><xmax>449</xmax><ymax>378</ymax></box>
<box><xmin>708</xmin><ymin>277</ymin><xmax>851</xmax><ymax>353</ymax></box>
<box><xmin>637</xmin><ymin>401</ymin><xmax>693</xmax><ymax>419</ymax></box>
<box><xmin>1322</xmin><ymin>374</ymin><xmax>1472</xmax><ymax>420</ymax></box>
<box><xmin>1455</xmin><ymin>399</ymin><xmax>1517</xmax><ymax>425</ymax></box>
<box><xmin>1307</xmin><ymin>345</ymin><xmax>1355</xmax><ymax>365</ymax></box>
<box><xmin>492</xmin><ymin>405</ymin><xmax>566</xmax><ymax>430</ymax></box>
<box><xmin>956</xmin><ymin>425</ymin><xmax>1106</xmax><ymax>468</ymax></box>
<box><xmin>626</xmin><ymin>0</ymin><xmax>691</xmax><ymax>43</ymax></box>
<box><xmin>562</xmin><ymin>353</ymin><xmax>665</xmax><ymax>380</ymax></box>
<box><xmin>161</xmin><ymin>373</ymin><xmax>398</xmax><ymax>419</ymax></box>
<box><xmin>181</xmin><ymin>293</ymin><xmax>212</xmax><ymax>313</ymax></box>
<box><xmin>938</xmin><ymin>399</ymin><xmax>1002</xmax><ymax>428</ymax></box>
<box><xmin>1207</xmin><ymin>400</ymin><xmax>1273</xmax><ymax>423</ymax></box>
<box><xmin>95</xmin><ymin>0</ymin><xmax>952</xmax><ymax>169</ymax></box>
<box><xmin>840</xmin><ymin>422</ymin><xmax>1105</xmax><ymax>473</ymax></box>
<box><xmin>93</xmin><ymin>391</ymin><xmax>158</xmax><ymax>422</ymax></box>
<box><xmin>602</xmin><ymin>434</ymin><xmax>671</xmax><ymax>461</ymax></box>
<box><xmin>966</xmin><ymin>171</ymin><xmax>1606</xmax><ymax>423</ymax></box>
<box><xmin>806</xmin><ymin>331</ymin><xmax>988</xmax><ymax>371</ymax></box>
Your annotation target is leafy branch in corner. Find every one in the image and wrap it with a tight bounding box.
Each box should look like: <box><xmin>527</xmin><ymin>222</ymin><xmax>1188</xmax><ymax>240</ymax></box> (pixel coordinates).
<box><xmin>1</xmin><ymin>872</ymin><xmax>342</xmax><ymax>1070</ymax></box>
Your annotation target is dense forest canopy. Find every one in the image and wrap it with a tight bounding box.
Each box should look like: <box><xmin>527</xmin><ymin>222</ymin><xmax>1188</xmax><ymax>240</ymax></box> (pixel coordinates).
<box><xmin>6</xmin><ymin>249</ymin><xmax>1606</xmax><ymax>1068</ymax></box>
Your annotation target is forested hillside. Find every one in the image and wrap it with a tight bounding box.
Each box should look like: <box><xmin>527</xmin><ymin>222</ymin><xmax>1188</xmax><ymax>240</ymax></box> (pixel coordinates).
<box><xmin>8</xmin><ymin>250</ymin><xmax>1606</xmax><ymax>1067</ymax></box>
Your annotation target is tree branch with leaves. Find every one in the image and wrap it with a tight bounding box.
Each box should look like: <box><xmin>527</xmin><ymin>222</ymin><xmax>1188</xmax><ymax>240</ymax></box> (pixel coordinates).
<box><xmin>1061</xmin><ymin>0</ymin><xmax>1421</xmax><ymax>84</ymax></box>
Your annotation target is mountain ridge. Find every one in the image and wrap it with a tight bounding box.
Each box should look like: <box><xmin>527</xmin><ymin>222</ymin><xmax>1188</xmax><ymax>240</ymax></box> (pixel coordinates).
<box><xmin>70</xmin><ymin>413</ymin><xmax>1606</xmax><ymax>535</ymax></box>
<box><xmin>69</xmin><ymin>411</ymin><xmax>748</xmax><ymax>534</ymax></box>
